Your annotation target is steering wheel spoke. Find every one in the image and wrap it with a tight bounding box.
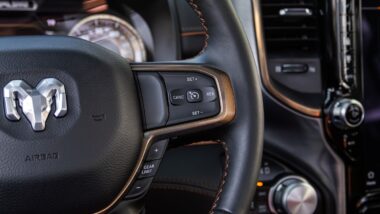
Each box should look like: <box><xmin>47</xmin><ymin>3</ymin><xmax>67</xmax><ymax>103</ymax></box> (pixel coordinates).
<box><xmin>132</xmin><ymin>63</ymin><xmax>235</xmax><ymax>135</ymax></box>
<box><xmin>121</xmin><ymin>63</ymin><xmax>236</xmax><ymax>203</ymax></box>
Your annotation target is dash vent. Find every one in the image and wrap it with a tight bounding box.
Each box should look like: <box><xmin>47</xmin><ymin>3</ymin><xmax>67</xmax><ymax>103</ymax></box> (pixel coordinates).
<box><xmin>261</xmin><ymin>0</ymin><xmax>320</xmax><ymax>55</ymax></box>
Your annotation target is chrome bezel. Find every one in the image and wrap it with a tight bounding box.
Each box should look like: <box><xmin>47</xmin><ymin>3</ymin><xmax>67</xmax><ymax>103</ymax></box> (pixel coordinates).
<box><xmin>69</xmin><ymin>14</ymin><xmax>147</xmax><ymax>62</ymax></box>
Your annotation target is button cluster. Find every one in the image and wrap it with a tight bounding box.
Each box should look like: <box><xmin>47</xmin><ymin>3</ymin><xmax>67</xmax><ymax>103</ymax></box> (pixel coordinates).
<box><xmin>170</xmin><ymin>87</ymin><xmax>217</xmax><ymax>105</ymax></box>
<box><xmin>126</xmin><ymin>139</ymin><xmax>168</xmax><ymax>199</ymax></box>
<box><xmin>161</xmin><ymin>72</ymin><xmax>220</xmax><ymax>125</ymax></box>
<box><xmin>249</xmin><ymin>159</ymin><xmax>290</xmax><ymax>214</ymax></box>
<box><xmin>136</xmin><ymin>72</ymin><xmax>220</xmax><ymax>130</ymax></box>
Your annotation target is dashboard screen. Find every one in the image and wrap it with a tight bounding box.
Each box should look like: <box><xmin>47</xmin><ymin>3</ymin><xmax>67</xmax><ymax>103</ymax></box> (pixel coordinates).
<box><xmin>362</xmin><ymin>11</ymin><xmax>380</xmax><ymax>142</ymax></box>
<box><xmin>362</xmin><ymin>5</ymin><xmax>380</xmax><ymax>188</ymax></box>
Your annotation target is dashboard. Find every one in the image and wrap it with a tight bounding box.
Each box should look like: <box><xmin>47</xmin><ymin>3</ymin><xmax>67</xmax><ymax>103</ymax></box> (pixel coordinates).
<box><xmin>254</xmin><ymin>0</ymin><xmax>380</xmax><ymax>213</ymax></box>
<box><xmin>0</xmin><ymin>1</ymin><xmax>149</xmax><ymax>62</ymax></box>
<box><xmin>0</xmin><ymin>0</ymin><xmax>204</xmax><ymax>63</ymax></box>
<box><xmin>4</xmin><ymin>0</ymin><xmax>380</xmax><ymax>213</ymax></box>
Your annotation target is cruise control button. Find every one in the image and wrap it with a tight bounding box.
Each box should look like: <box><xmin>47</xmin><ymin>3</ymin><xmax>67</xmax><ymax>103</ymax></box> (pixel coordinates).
<box><xmin>139</xmin><ymin>160</ymin><xmax>161</xmax><ymax>178</ymax></box>
<box><xmin>166</xmin><ymin>101</ymin><xmax>220</xmax><ymax>125</ymax></box>
<box><xmin>187</xmin><ymin>89</ymin><xmax>202</xmax><ymax>103</ymax></box>
<box><xmin>170</xmin><ymin>89</ymin><xmax>186</xmax><ymax>105</ymax></box>
<box><xmin>126</xmin><ymin>177</ymin><xmax>154</xmax><ymax>198</ymax></box>
<box><xmin>146</xmin><ymin>140</ymin><xmax>168</xmax><ymax>161</ymax></box>
<box><xmin>160</xmin><ymin>72</ymin><xmax>215</xmax><ymax>88</ymax></box>
<box><xmin>202</xmin><ymin>87</ymin><xmax>217</xmax><ymax>102</ymax></box>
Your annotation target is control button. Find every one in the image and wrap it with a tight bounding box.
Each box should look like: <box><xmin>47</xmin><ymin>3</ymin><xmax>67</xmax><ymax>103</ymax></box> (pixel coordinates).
<box><xmin>368</xmin><ymin>171</ymin><xmax>376</xmax><ymax>180</ymax></box>
<box><xmin>146</xmin><ymin>140</ymin><xmax>168</xmax><ymax>161</ymax></box>
<box><xmin>346</xmin><ymin>104</ymin><xmax>363</xmax><ymax>124</ymax></box>
<box><xmin>136</xmin><ymin>72</ymin><xmax>169</xmax><ymax>129</ymax></box>
<box><xmin>166</xmin><ymin>101</ymin><xmax>220</xmax><ymax>125</ymax></box>
<box><xmin>258</xmin><ymin>159</ymin><xmax>286</xmax><ymax>182</ymax></box>
<box><xmin>366</xmin><ymin>170</ymin><xmax>378</xmax><ymax>187</ymax></box>
<box><xmin>170</xmin><ymin>89</ymin><xmax>186</xmax><ymax>105</ymax></box>
<box><xmin>343</xmin><ymin>133</ymin><xmax>359</xmax><ymax>158</ymax></box>
<box><xmin>160</xmin><ymin>72</ymin><xmax>215</xmax><ymax>88</ymax></box>
<box><xmin>257</xmin><ymin>203</ymin><xmax>269</xmax><ymax>214</ymax></box>
<box><xmin>202</xmin><ymin>87</ymin><xmax>217</xmax><ymax>102</ymax></box>
<box><xmin>126</xmin><ymin>177</ymin><xmax>154</xmax><ymax>198</ymax></box>
<box><xmin>281</xmin><ymin>63</ymin><xmax>308</xmax><ymax>73</ymax></box>
<box><xmin>186</xmin><ymin>89</ymin><xmax>202</xmax><ymax>103</ymax></box>
<box><xmin>269</xmin><ymin>176</ymin><xmax>318</xmax><ymax>214</ymax></box>
<box><xmin>331</xmin><ymin>98</ymin><xmax>364</xmax><ymax>129</ymax></box>
<box><xmin>139</xmin><ymin>160</ymin><xmax>161</xmax><ymax>178</ymax></box>
<box><xmin>256</xmin><ymin>190</ymin><xmax>268</xmax><ymax>199</ymax></box>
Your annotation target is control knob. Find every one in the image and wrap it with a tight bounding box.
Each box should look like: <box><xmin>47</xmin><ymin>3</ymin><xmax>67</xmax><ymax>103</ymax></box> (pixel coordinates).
<box><xmin>269</xmin><ymin>176</ymin><xmax>318</xmax><ymax>214</ymax></box>
<box><xmin>331</xmin><ymin>98</ymin><xmax>364</xmax><ymax>129</ymax></box>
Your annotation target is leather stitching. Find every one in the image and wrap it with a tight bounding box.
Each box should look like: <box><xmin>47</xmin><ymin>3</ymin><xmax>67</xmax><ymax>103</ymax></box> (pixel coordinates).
<box><xmin>151</xmin><ymin>183</ymin><xmax>216</xmax><ymax>198</ymax></box>
<box><xmin>153</xmin><ymin>176</ymin><xmax>219</xmax><ymax>191</ymax></box>
<box><xmin>187</xmin><ymin>0</ymin><xmax>209</xmax><ymax>54</ymax></box>
<box><xmin>186</xmin><ymin>1</ymin><xmax>229</xmax><ymax>212</ymax></box>
<box><xmin>209</xmin><ymin>140</ymin><xmax>229</xmax><ymax>214</ymax></box>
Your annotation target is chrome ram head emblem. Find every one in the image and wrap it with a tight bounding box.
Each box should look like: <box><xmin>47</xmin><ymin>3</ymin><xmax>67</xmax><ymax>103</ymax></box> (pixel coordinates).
<box><xmin>3</xmin><ymin>78</ymin><xmax>67</xmax><ymax>131</ymax></box>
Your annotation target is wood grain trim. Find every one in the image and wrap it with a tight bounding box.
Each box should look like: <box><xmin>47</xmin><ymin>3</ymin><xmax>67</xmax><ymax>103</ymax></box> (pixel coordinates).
<box><xmin>252</xmin><ymin>0</ymin><xmax>321</xmax><ymax>117</ymax></box>
<box><xmin>95</xmin><ymin>63</ymin><xmax>236</xmax><ymax>213</ymax></box>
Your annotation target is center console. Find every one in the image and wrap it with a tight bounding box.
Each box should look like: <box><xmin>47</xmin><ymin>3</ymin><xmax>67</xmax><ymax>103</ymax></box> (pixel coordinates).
<box><xmin>324</xmin><ymin>1</ymin><xmax>380</xmax><ymax>213</ymax></box>
<box><xmin>249</xmin><ymin>157</ymin><xmax>320</xmax><ymax>214</ymax></box>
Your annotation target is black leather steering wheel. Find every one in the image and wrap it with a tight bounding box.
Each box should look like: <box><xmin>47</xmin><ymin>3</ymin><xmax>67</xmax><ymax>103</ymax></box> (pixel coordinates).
<box><xmin>0</xmin><ymin>0</ymin><xmax>263</xmax><ymax>213</ymax></box>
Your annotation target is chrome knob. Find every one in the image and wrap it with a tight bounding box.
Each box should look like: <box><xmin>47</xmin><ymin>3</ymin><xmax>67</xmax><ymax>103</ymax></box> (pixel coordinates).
<box><xmin>331</xmin><ymin>98</ymin><xmax>364</xmax><ymax>129</ymax></box>
<box><xmin>269</xmin><ymin>176</ymin><xmax>318</xmax><ymax>214</ymax></box>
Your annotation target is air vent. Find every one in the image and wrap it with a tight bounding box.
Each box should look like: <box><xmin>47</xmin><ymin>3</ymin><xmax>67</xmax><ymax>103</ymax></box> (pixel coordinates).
<box><xmin>261</xmin><ymin>0</ymin><xmax>320</xmax><ymax>55</ymax></box>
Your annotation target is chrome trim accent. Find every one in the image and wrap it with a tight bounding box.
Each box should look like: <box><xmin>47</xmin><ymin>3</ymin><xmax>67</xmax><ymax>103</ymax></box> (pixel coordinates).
<box><xmin>268</xmin><ymin>175</ymin><xmax>318</xmax><ymax>214</ymax></box>
<box><xmin>335</xmin><ymin>0</ymin><xmax>357</xmax><ymax>90</ymax></box>
<box><xmin>3</xmin><ymin>78</ymin><xmax>67</xmax><ymax>131</ymax></box>
<box><xmin>279</xmin><ymin>8</ymin><xmax>313</xmax><ymax>16</ymax></box>
<box><xmin>332</xmin><ymin>98</ymin><xmax>364</xmax><ymax>129</ymax></box>
<box><xmin>0</xmin><ymin>1</ymin><xmax>38</xmax><ymax>11</ymax></box>
<box><xmin>252</xmin><ymin>0</ymin><xmax>321</xmax><ymax>117</ymax></box>
<box><xmin>69</xmin><ymin>14</ymin><xmax>147</xmax><ymax>63</ymax></box>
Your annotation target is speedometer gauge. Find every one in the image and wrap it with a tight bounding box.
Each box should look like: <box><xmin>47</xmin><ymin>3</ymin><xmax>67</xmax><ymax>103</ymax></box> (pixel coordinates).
<box><xmin>69</xmin><ymin>14</ymin><xmax>146</xmax><ymax>62</ymax></box>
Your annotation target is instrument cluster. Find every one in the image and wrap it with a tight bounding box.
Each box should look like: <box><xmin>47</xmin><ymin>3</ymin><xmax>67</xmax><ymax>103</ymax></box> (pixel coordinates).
<box><xmin>0</xmin><ymin>12</ymin><xmax>147</xmax><ymax>62</ymax></box>
<box><xmin>68</xmin><ymin>14</ymin><xmax>146</xmax><ymax>62</ymax></box>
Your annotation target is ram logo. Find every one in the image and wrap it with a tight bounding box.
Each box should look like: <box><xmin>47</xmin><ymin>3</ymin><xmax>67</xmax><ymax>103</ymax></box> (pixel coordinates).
<box><xmin>3</xmin><ymin>78</ymin><xmax>67</xmax><ymax>131</ymax></box>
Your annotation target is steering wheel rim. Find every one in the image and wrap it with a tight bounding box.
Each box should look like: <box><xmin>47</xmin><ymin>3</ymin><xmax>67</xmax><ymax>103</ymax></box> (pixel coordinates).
<box><xmin>186</xmin><ymin>0</ymin><xmax>264</xmax><ymax>212</ymax></box>
<box><xmin>110</xmin><ymin>0</ymin><xmax>264</xmax><ymax>212</ymax></box>
<box><xmin>0</xmin><ymin>0</ymin><xmax>263</xmax><ymax>213</ymax></box>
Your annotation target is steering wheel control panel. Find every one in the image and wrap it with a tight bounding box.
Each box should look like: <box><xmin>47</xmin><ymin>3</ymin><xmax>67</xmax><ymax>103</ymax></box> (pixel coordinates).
<box><xmin>136</xmin><ymin>71</ymin><xmax>221</xmax><ymax>130</ymax></box>
<box><xmin>126</xmin><ymin>139</ymin><xmax>169</xmax><ymax>199</ymax></box>
<box><xmin>249</xmin><ymin>157</ymin><xmax>320</xmax><ymax>214</ymax></box>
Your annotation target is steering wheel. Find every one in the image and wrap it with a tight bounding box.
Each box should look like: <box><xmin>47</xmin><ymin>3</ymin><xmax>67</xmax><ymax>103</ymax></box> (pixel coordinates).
<box><xmin>0</xmin><ymin>0</ymin><xmax>263</xmax><ymax>213</ymax></box>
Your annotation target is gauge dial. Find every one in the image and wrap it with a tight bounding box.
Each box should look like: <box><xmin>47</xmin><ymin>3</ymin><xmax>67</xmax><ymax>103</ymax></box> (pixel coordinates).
<box><xmin>69</xmin><ymin>14</ymin><xmax>146</xmax><ymax>62</ymax></box>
